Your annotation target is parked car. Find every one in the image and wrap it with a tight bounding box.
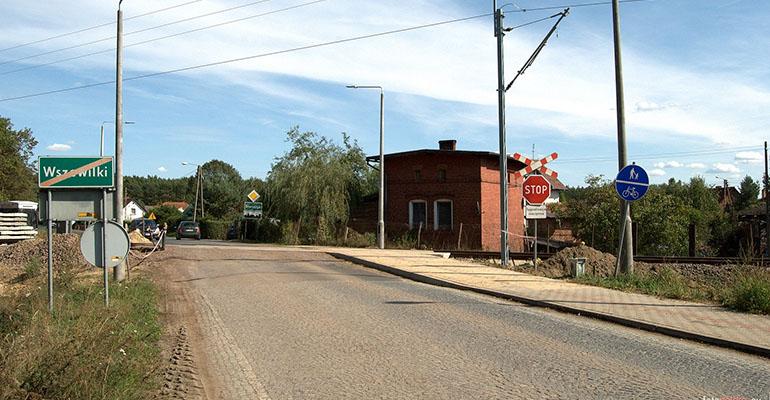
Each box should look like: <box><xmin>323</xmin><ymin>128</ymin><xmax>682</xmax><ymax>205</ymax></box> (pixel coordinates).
<box><xmin>129</xmin><ymin>218</ymin><xmax>161</xmax><ymax>241</ymax></box>
<box><xmin>177</xmin><ymin>221</ymin><xmax>201</xmax><ymax>240</ymax></box>
<box><xmin>226</xmin><ymin>222</ymin><xmax>238</xmax><ymax>240</ymax></box>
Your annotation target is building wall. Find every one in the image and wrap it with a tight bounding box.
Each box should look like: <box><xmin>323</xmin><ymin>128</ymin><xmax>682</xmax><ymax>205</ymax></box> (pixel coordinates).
<box><xmin>382</xmin><ymin>151</ymin><xmax>527</xmax><ymax>250</ymax></box>
<box><xmin>385</xmin><ymin>152</ymin><xmax>483</xmax><ymax>249</ymax></box>
<box><xmin>479</xmin><ymin>158</ymin><xmax>525</xmax><ymax>252</ymax></box>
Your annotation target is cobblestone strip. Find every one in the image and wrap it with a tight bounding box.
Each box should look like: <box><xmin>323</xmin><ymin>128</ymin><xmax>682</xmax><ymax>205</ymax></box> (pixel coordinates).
<box><xmin>195</xmin><ymin>292</ymin><xmax>272</xmax><ymax>400</ymax></box>
<box><xmin>155</xmin><ymin>326</ymin><xmax>204</xmax><ymax>399</ymax></box>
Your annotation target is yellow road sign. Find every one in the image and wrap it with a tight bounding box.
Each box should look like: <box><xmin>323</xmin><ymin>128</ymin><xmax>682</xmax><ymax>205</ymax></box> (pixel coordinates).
<box><xmin>247</xmin><ymin>190</ymin><xmax>260</xmax><ymax>202</ymax></box>
<box><xmin>148</xmin><ymin>212</ymin><xmax>156</xmax><ymax>220</ymax></box>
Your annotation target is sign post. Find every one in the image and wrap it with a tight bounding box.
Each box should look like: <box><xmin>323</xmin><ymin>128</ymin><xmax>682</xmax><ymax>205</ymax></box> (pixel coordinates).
<box><xmin>523</xmin><ymin>175</ymin><xmax>551</xmax><ymax>267</ymax></box>
<box><xmin>39</xmin><ymin>156</ymin><xmax>116</xmax><ymax>309</ymax></box>
<box><xmin>614</xmin><ymin>164</ymin><xmax>649</xmax><ymax>275</ymax></box>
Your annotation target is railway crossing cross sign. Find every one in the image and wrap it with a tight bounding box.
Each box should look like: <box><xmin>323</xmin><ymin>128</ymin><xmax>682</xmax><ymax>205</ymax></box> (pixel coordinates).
<box><xmin>615</xmin><ymin>164</ymin><xmax>649</xmax><ymax>202</ymax></box>
<box><xmin>513</xmin><ymin>152</ymin><xmax>558</xmax><ymax>179</ymax></box>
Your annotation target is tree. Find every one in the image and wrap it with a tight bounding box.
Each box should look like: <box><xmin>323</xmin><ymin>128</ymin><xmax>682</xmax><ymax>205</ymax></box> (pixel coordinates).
<box><xmin>0</xmin><ymin>116</ymin><xmax>37</xmax><ymax>201</ymax></box>
<box><xmin>200</xmin><ymin>160</ymin><xmax>243</xmax><ymax>220</ymax></box>
<box><xmin>267</xmin><ymin>127</ymin><xmax>376</xmax><ymax>244</ymax></box>
<box><xmin>551</xmin><ymin>175</ymin><xmax>618</xmax><ymax>252</ymax></box>
<box><xmin>150</xmin><ymin>205</ymin><xmax>182</xmax><ymax>229</ymax></box>
<box><xmin>736</xmin><ymin>175</ymin><xmax>760</xmax><ymax>211</ymax></box>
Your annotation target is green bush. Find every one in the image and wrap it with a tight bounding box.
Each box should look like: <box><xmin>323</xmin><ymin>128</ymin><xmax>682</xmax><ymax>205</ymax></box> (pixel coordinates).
<box><xmin>341</xmin><ymin>229</ymin><xmax>375</xmax><ymax>248</ymax></box>
<box><xmin>723</xmin><ymin>269</ymin><xmax>770</xmax><ymax>314</ymax></box>
<box><xmin>199</xmin><ymin>218</ymin><xmax>228</xmax><ymax>239</ymax></box>
<box><xmin>256</xmin><ymin>218</ymin><xmax>281</xmax><ymax>243</ymax></box>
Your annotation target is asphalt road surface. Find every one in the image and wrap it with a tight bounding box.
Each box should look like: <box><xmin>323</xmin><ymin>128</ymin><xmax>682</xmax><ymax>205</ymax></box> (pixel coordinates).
<box><xmin>165</xmin><ymin>242</ymin><xmax>770</xmax><ymax>399</ymax></box>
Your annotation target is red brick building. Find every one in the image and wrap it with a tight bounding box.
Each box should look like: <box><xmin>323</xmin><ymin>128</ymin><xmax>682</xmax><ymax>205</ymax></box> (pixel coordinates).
<box><xmin>358</xmin><ymin>140</ymin><xmax>528</xmax><ymax>251</ymax></box>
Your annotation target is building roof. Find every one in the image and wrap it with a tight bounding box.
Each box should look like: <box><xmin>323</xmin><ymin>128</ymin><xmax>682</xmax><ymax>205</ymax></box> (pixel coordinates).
<box><xmin>368</xmin><ymin>148</ymin><xmax>567</xmax><ymax>189</ymax></box>
<box><xmin>162</xmin><ymin>201</ymin><xmax>190</xmax><ymax>210</ymax></box>
<box><xmin>123</xmin><ymin>198</ymin><xmax>148</xmax><ymax>212</ymax></box>
<box><xmin>367</xmin><ymin>149</ymin><xmax>527</xmax><ymax>170</ymax></box>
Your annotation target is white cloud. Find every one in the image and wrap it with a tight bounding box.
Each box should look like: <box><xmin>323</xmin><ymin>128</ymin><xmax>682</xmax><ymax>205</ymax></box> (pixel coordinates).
<box><xmin>46</xmin><ymin>143</ymin><xmax>71</xmax><ymax>152</ymax></box>
<box><xmin>687</xmin><ymin>163</ymin><xmax>706</xmax><ymax>169</ymax></box>
<box><xmin>649</xmin><ymin>168</ymin><xmax>666</xmax><ymax>177</ymax></box>
<box><xmin>157</xmin><ymin>166</ymin><xmax>167</xmax><ymax>172</ymax></box>
<box><xmin>707</xmin><ymin>163</ymin><xmax>740</xmax><ymax>174</ymax></box>
<box><xmin>734</xmin><ymin>151</ymin><xmax>763</xmax><ymax>164</ymax></box>
<box><xmin>2</xmin><ymin>0</ymin><xmax>770</xmax><ymax>151</ymax></box>
<box><xmin>635</xmin><ymin>101</ymin><xmax>679</xmax><ymax>113</ymax></box>
<box><xmin>653</xmin><ymin>161</ymin><xmax>683</xmax><ymax>169</ymax></box>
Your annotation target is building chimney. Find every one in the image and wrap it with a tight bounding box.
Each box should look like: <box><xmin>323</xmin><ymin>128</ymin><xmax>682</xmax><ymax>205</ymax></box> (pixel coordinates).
<box><xmin>438</xmin><ymin>140</ymin><xmax>457</xmax><ymax>151</ymax></box>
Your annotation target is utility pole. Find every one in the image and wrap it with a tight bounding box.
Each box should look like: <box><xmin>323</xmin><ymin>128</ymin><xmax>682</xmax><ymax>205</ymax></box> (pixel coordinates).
<box><xmin>611</xmin><ymin>0</ymin><xmax>634</xmax><ymax>274</ymax></box>
<box><xmin>193</xmin><ymin>166</ymin><xmax>200</xmax><ymax>222</ymax></box>
<box><xmin>113</xmin><ymin>0</ymin><xmax>126</xmax><ymax>282</ymax></box>
<box><xmin>494</xmin><ymin>0</ymin><xmax>509</xmax><ymax>267</ymax></box>
<box><xmin>199</xmin><ymin>167</ymin><xmax>204</xmax><ymax>219</ymax></box>
<box><xmin>765</xmin><ymin>140</ymin><xmax>770</xmax><ymax>256</ymax></box>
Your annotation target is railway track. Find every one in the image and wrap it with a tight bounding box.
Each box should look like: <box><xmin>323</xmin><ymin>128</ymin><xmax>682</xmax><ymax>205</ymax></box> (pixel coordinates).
<box><xmin>437</xmin><ymin>250</ymin><xmax>769</xmax><ymax>266</ymax></box>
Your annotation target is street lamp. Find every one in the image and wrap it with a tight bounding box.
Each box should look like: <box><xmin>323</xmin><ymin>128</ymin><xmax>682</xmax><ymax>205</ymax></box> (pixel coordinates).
<box><xmin>347</xmin><ymin>84</ymin><xmax>385</xmax><ymax>249</ymax></box>
<box><xmin>100</xmin><ymin>120</ymin><xmax>134</xmax><ymax>156</ymax></box>
<box><xmin>182</xmin><ymin>162</ymin><xmax>204</xmax><ymax>222</ymax></box>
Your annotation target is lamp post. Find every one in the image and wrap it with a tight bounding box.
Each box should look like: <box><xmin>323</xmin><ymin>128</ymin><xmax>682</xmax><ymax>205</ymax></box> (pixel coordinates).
<box><xmin>100</xmin><ymin>120</ymin><xmax>134</xmax><ymax>156</ymax></box>
<box><xmin>347</xmin><ymin>84</ymin><xmax>385</xmax><ymax>249</ymax></box>
<box><xmin>182</xmin><ymin>162</ymin><xmax>203</xmax><ymax>222</ymax></box>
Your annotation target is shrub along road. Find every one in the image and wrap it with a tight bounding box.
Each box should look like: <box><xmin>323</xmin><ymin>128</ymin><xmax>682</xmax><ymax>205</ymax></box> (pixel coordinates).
<box><xmin>162</xmin><ymin>242</ymin><xmax>770</xmax><ymax>399</ymax></box>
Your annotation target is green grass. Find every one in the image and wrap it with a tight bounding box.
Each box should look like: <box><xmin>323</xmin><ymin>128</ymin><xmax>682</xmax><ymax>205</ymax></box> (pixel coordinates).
<box><xmin>575</xmin><ymin>267</ymin><xmax>708</xmax><ymax>302</ymax></box>
<box><xmin>575</xmin><ymin>266</ymin><xmax>770</xmax><ymax>314</ymax></box>
<box><xmin>722</xmin><ymin>269</ymin><xmax>770</xmax><ymax>314</ymax></box>
<box><xmin>0</xmin><ymin>277</ymin><xmax>162</xmax><ymax>399</ymax></box>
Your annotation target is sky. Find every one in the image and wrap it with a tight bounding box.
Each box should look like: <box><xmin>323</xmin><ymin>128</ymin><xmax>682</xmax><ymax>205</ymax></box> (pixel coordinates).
<box><xmin>0</xmin><ymin>0</ymin><xmax>768</xmax><ymax>189</ymax></box>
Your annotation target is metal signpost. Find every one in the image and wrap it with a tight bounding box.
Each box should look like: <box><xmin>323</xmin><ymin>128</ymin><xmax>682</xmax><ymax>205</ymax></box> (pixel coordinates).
<box><xmin>614</xmin><ymin>164</ymin><xmax>649</xmax><ymax>275</ymax></box>
<box><xmin>243</xmin><ymin>191</ymin><xmax>261</xmax><ymax>240</ymax></box>
<box><xmin>522</xmin><ymin>174</ymin><xmax>551</xmax><ymax>267</ymax></box>
<box><xmin>39</xmin><ymin>156</ymin><xmax>116</xmax><ymax>310</ymax></box>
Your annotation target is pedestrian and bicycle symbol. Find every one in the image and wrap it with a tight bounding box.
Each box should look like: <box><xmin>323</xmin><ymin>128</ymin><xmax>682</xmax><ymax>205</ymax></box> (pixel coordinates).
<box><xmin>615</xmin><ymin>164</ymin><xmax>649</xmax><ymax>202</ymax></box>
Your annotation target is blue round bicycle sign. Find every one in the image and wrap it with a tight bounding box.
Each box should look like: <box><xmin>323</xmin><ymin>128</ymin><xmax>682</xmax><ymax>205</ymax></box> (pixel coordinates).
<box><xmin>615</xmin><ymin>164</ymin><xmax>649</xmax><ymax>202</ymax></box>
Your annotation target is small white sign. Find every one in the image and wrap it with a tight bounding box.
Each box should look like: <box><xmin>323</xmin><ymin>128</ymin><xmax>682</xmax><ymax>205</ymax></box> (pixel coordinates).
<box><xmin>525</xmin><ymin>204</ymin><xmax>547</xmax><ymax>219</ymax></box>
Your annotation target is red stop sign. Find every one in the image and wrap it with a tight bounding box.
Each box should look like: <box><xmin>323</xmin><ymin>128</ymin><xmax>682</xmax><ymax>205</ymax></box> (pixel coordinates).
<box><xmin>522</xmin><ymin>175</ymin><xmax>551</xmax><ymax>204</ymax></box>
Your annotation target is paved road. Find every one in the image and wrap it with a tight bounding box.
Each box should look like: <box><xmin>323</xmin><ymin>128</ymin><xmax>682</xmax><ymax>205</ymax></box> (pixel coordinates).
<box><xmin>165</xmin><ymin>243</ymin><xmax>770</xmax><ymax>399</ymax></box>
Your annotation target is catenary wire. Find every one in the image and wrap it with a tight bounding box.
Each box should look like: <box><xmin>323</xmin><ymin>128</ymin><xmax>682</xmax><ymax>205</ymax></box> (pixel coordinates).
<box><xmin>0</xmin><ymin>0</ymin><xmax>327</xmax><ymax>76</ymax></box>
<box><xmin>0</xmin><ymin>0</ymin><xmax>203</xmax><ymax>54</ymax></box>
<box><xmin>0</xmin><ymin>0</ymin><xmax>645</xmax><ymax>68</ymax></box>
<box><xmin>0</xmin><ymin>0</ymin><xmax>274</xmax><ymax>67</ymax></box>
<box><xmin>0</xmin><ymin>0</ymin><xmax>650</xmax><ymax>102</ymax></box>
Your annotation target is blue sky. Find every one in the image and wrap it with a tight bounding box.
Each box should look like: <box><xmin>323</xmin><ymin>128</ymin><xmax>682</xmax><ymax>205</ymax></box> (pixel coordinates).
<box><xmin>1</xmin><ymin>0</ymin><xmax>768</xmax><ymax>187</ymax></box>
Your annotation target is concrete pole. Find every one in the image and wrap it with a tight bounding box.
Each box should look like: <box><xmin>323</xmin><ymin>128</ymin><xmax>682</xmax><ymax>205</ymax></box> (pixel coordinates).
<box><xmin>113</xmin><ymin>2</ymin><xmax>126</xmax><ymax>282</ymax></box>
<box><xmin>765</xmin><ymin>140</ymin><xmax>770</xmax><ymax>256</ymax></box>
<box><xmin>494</xmin><ymin>2</ymin><xmax>509</xmax><ymax>266</ymax></box>
<box><xmin>200</xmin><ymin>166</ymin><xmax>205</xmax><ymax>219</ymax></box>
<box><xmin>193</xmin><ymin>166</ymin><xmax>199</xmax><ymax>223</ymax></box>
<box><xmin>611</xmin><ymin>0</ymin><xmax>634</xmax><ymax>274</ymax></box>
<box><xmin>378</xmin><ymin>89</ymin><xmax>385</xmax><ymax>249</ymax></box>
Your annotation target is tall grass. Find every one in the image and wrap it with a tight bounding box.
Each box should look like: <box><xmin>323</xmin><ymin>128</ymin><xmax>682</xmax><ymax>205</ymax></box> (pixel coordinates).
<box><xmin>0</xmin><ymin>277</ymin><xmax>162</xmax><ymax>399</ymax></box>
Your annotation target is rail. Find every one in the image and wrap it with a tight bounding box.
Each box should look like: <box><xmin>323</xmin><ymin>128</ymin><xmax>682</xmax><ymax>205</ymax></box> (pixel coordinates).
<box><xmin>436</xmin><ymin>250</ymin><xmax>770</xmax><ymax>266</ymax></box>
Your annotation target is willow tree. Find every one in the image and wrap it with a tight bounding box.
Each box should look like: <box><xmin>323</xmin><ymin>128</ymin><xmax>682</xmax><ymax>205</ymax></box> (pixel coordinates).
<box><xmin>267</xmin><ymin>127</ymin><xmax>375</xmax><ymax>244</ymax></box>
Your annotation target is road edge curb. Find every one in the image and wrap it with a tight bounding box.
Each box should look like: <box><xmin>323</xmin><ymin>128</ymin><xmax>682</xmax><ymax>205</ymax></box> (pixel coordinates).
<box><xmin>327</xmin><ymin>252</ymin><xmax>770</xmax><ymax>359</ymax></box>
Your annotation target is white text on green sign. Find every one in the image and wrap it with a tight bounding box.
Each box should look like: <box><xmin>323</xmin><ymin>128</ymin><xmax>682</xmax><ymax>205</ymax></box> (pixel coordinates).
<box><xmin>39</xmin><ymin>157</ymin><xmax>114</xmax><ymax>188</ymax></box>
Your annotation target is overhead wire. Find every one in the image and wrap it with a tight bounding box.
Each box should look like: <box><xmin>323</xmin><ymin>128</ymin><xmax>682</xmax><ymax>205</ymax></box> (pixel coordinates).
<box><xmin>557</xmin><ymin>145</ymin><xmax>764</xmax><ymax>164</ymax></box>
<box><xmin>0</xmin><ymin>0</ymin><xmax>327</xmax><ymax>76</ymax></box>
<box><xmin>0</xmin><ymin>0</ymin><xmax>203</xmax><ymax>54</ymax></box>
<box><xmin>0</xmin><ymin>0</ymin><xmax>650</xmax><ymax>102</ymax></box>
<box><xmin>0</xmin><ymin>0</ymin><xmax>273</xmax><ymax>67</ymax></box>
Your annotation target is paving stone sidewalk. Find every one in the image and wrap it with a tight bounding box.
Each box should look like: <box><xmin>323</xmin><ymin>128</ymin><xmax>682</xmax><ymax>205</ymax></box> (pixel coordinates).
<box><xmin>325</xmin><ymin>247</ymin><xmax>770</xmax><ymax>357</ymax></box>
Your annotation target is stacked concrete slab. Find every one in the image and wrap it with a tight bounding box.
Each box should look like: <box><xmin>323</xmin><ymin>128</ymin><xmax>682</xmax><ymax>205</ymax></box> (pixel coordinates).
<box><xmin>0</xmin><ymin>212</ymin><xmax>37</xmax><ymax>243</ymax></box>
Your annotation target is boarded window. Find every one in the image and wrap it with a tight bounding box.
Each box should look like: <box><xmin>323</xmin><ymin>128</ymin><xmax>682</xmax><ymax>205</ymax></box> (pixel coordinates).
<box><xmin>434</xmin><ymin>200</ymin><xmax>452</xmax><ymax>230</ymax></box>
<box><xmin>438</xmin><ymin>168</ymin><xmax>447</xmax><ymax>182</ymax></box>
<box><xmin>409</xmin><ymin>201</ymin><xmax>427</xmax><ymax>230</ymax></box>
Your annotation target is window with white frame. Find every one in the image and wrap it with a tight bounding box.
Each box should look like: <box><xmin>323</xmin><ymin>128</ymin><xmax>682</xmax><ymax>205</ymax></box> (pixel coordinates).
<box><xmin>409</xmin><ymin>200</ymin><xmax>427</xmax><ymax>230</ymax></box>
<box><xmin>434</xmin><ymin>199</ymin><xmax>453</xmax><ymax>230</ymax></box>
